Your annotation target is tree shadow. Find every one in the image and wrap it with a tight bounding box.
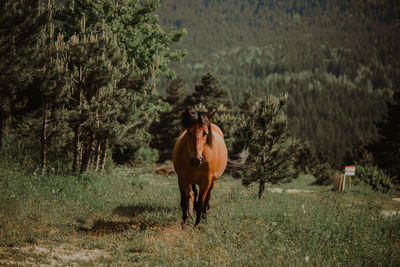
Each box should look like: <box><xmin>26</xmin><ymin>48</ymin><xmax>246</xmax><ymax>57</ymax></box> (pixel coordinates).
<box><xmin>112</xmin><ymin>203</ymin><xmax>176</xmax><ymax>218</ymax></box>
<box><xmin>77</xmin><ymin>203</ymin><xmax>178</xmax><ymax>235</ymax></box>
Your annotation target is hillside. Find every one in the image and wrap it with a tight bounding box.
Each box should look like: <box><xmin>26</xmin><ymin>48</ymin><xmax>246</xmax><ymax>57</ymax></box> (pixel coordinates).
<box><xmin>157</xmin><ymin>0</ymin><xmax>400</xmax><ymax>166</ymax></box>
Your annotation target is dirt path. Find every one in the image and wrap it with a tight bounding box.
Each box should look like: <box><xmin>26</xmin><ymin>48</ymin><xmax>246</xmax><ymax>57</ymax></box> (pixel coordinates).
<box><xmin>266</xmin><ymin>188</ymin><xmax>316</xmax><ymax>194</ymax></box>
<box><xmin>0</xmin><ymin>244</ymin><xmax>109</xmax><ymax>265</ymax></box>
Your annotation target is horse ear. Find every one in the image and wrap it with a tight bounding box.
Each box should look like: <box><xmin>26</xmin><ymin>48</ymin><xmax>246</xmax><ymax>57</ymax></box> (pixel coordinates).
<box><xmin>185</xmin><ymin>107</ymin><xmax>192</xmax><ymax>115</ymax></box>
<box><xmin>186</xmin><ymin>107</ymin><xmax>197</xmax><ymax>119</ymax></box>
<box><xmin>208</xmin><ymin>110</ymin><xmax>216</xmax><ymax>121</ymax></box>
<box><xmin>182</xmin><ymin>107</ymin><xmax>198</xmax><ymax>128</ymax></box>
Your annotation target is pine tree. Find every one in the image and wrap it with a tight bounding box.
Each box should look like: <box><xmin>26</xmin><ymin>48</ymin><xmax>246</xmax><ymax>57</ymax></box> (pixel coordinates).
<box><xmin>55</xmin><ymin>0</ymin><xmax>185</xmax><ymax>167</ymax></box>
<box><xmin>56</xmin><ymin>0</ymin><xmax>186</xmax><ymax>80</ymax></box>
<box><xmin>234</xmin><ymin>93</ymin><xmax>300</xmax><ymax>198</ymax></box>
<box><xmin>343</xmin><ymin>137</ymin><xmax>374</xmax><ymax>167</ymax></box>
<box><xmin>60</xmin><ymin>23</ymin><xmax>162</xmax><ymax>174</ymax></box>
<box><xmin>0</xmin><ymin>0</ymin><xmax>50</xmax><ymax>151</ymax></box>
<box><xmin>34</xmin><ymin>23</ymin><xmax>70</xmax><ymax>174</ymax></box>
<box><xmin>149</xmin><ymin>78</ymin><xmax>186</xmax><ymax>162</ymax></box>
<box><xmin>370</xmin><ymin>91</ymin><xmax>400</xmax><ymax>184</ymax></box>
<box><xmin>232</xmin><ymin>88</ymin><xmax>256</xmax><ymax>154</ymax></box>
<box><xmin>183</xmin><ymin>72</ymin><xmax>241</xmax><ymax>150</ymax></box>
<box><xmin>166</xmin><ymin>78</ymin><xmax>186</xmax><ymax>107</ymax></box>
<box><xmin>184</xmin><ymin>72</ymin><xmax>231</xmax><ymax>109</ymax></box>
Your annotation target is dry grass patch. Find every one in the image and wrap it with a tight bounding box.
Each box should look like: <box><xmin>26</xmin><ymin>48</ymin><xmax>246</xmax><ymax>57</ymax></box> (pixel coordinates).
<box><xmin>0</xmin><ymin>243</ymin><xmax>110</xmax><ymax>265</ymax></box>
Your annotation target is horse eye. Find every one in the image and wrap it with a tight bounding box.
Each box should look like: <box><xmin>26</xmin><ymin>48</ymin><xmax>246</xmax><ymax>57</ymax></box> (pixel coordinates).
<box><xmin>203</xmin><ymin>131</ymin><xmax>208</xmax><ymax>137</ymax></box>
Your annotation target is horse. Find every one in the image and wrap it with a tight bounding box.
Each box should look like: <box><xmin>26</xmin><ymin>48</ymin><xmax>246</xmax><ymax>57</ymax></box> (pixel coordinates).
<box><xmin>172</xmin><ymin>108</ymin><xmax>228</xmax><ymax>226</ymax></box>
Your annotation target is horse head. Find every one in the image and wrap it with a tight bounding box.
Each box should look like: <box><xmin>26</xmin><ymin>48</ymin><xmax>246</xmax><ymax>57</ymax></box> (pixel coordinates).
<box><xmin>182</xmin><ymin>108</ymin><xmax>215</xmax><ymax>167</ymax></box>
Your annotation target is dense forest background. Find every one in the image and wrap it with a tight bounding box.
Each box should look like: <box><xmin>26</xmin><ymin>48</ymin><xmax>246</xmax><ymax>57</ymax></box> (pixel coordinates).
<box><xmin>1</xmin><ymin>0</ymin><xmax>399</xmax><ymax>187</ymax></box>
<box><xmin>156</xmin><ymin>0</ymin><xmax>400</xmax><ymax>168</ymax></box>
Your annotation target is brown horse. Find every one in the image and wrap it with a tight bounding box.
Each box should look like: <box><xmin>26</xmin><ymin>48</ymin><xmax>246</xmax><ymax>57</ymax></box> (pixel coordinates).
<box><xmin>172</xmin><ymin>108</ymin><xmax>228</xmax><ymax>226</ymax></box>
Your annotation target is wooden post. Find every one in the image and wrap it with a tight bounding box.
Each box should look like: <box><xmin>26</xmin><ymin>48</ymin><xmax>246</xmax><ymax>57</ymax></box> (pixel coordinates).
<box><xmin>348</xmin><ymin>176</ymin><xmax>351</xmax><ymax>191</ymax></box>
<box><xmin>344</xmin><ymin>166</ymin><xmax>355</xmax><ymax>192</ymax></box>
<box><xmin>342</xmin><ymin>175</ymin><xmax>346</xmax><ymax>191</ymax></box>
<box><xmin>338</xmin><ymin>175</ymin><xmax>343</xmax><ymax>192</ymax></box>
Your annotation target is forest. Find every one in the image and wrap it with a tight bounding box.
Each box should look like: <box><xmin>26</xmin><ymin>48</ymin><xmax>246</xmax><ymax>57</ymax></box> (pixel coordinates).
<box><xmin>1</xmin><ymin>0</ymin><xmax>400</xmax><ymax>191</ymax></box>
<box><xmin>158</xmin><ymin>0</ymin><xmax>400</xmax><ymax>171</ymax></box>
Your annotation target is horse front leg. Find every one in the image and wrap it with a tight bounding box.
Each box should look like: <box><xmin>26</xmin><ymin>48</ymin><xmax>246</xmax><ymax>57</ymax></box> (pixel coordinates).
<box><xmin>204</xmin><ymin>179</ymin><xmax>216</xmax><ymax>213</ymax></box>
<box><xmin>194</xmin><ymin>179</ymin><xmax>213</xmax><ymax>226</ymax></box>
<box><xmin>189</xmin><ymin>184</ymin><xmax>197</xmax><ymax>220</ymax></box>
<box><xmin>179</xmin><ymin>179</ymin><xmax>193</xmax><ymax>226</ymax></box>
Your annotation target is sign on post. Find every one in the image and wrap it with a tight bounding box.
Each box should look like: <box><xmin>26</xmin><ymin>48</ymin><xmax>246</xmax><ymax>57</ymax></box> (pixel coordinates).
<box><xmin>334</xmin><ymin>166</ymin><xmax>357</xmax><ymax>192</ymax></box>
<box><xmin>345</xmin><ymin>166</ymin><xmax>356</xmax><ymax>176</ymax></box>
<box><xmin>342</xmin><ymin>166</ymin><xmax>356</xmax><ymax>191</ymax></box>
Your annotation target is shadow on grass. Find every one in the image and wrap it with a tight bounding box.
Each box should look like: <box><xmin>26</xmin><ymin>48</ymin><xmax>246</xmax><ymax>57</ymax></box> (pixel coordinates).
<box><xmin>112</xmin><ymin>203</ymin><xmax>176</xmax><ymax>218</ymax></box>
<box><xmin>77</xmin><ymin>203</ymin><xmax>177</xmax><ymax>235</ymax></box>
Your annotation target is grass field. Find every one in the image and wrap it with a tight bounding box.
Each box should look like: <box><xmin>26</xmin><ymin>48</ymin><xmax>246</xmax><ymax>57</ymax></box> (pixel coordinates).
<box><xmin>1</xmin><ymin>160</ymin><xmax>400</xmax><ymax>265</ymax></box>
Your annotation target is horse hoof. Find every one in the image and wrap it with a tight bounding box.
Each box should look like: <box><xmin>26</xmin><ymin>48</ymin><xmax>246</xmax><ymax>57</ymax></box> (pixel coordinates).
<box><xmin>182</xmin><ymin>219</ymin><xmax>193</xmax><ymax>228</ymax></box>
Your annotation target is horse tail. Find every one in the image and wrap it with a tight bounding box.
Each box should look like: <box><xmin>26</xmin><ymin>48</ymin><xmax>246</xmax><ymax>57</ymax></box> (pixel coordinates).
<box><xmin>227</xmin><ymin>147</ymin><xmax>249</xmax><ymax>170</ymax></box>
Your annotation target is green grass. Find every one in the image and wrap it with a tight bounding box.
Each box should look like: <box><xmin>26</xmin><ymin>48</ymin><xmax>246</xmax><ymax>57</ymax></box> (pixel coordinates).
<box><xmin>1</xmin><ymin>156</ymin><xmax>400</xmax><ymax>265</ymax></box>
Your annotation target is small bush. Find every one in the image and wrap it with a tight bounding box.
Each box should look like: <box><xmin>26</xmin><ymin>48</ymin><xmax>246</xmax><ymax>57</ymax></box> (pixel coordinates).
<box><xmin>134</xmin><ymin>147</ymin><xmax>159</xmax><ymax>163</ymax></box>
<box><xmin>312</xmin><ymin>162</ymin><xmax>335</xmax><ymax>185</ymax></box>
<box><xmin>355</xmin><ymin>165</ymin><xmax>392</xmax><ymax>193</ymax></box>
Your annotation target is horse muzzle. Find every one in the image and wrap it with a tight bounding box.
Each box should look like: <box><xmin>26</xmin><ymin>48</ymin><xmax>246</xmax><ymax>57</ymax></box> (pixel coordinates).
<box><xmin>190</xmin><ymin>156</ymin><xmax>204</xmax><ymax>167</ymax></box>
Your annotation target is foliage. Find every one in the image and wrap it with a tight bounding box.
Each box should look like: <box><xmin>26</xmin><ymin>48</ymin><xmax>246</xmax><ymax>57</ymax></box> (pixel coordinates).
<box><xmin>356</xmin><ymin>165</ymin><xmax>393</xmax><ymax>193</ymax></box>
<box><xmin>57</xmin><ymin>0</ymin><xmax>186</xmax><ymax>79</ymax></box>
<box><xmin>183</xmin><ymin>72</ymin><xmax>232</xmax><ymax>109</ymax></box>
<box><xmin>51</xmin><ymin>0</ymin><xmax>186</xmax><ymax>168</ymax></box>
<box><xmin>157</xmin><ymin>0</ymin><xmax>400</xmax><ymax>169</ymax></box>
<box><xmin>0</xmin><ymin>0</ymin><xmax>50</xmax><ymax>150</ymax></box>
<box><xmin>184</xmin><ymin>72</ymin><xmax>240</xmax><ymax>151</ymax></box>
<box><xmin>149</xmin><ymin>78</ymin><xmax>186</xmax><ymax>162</ymax></box>
<box><xmin>133</xmin><ymin>146</ymin><xmax>159</xmax><ymax>164</ymax></box>
<box><xmin>311</xmin><ymin>162</ymin><xmax>336</xmax><ymax>186</ymax></box>
<box><xmin>31</xmin><ymin>22</ymin><xmax>166</xmax><ymax>173</ymax></box>
<box><xmin>1</xmin><ymin>0</ymin><xmax>184</xmax><ymax>172</ymax></box>
<box><xmin>233</xmin><ymin>92</ymin><xmax>300</xmax><ymax>198</ymax></box>
<box><xmin>369</xmin><ymin>90</ymin><xmax>400</xmax><ymax>184</ymax></box>
<box><xmin>344</xmin><ymin>137</ymin><xmax>374</xmax><ymax>166</ymax></box>
<box><xmin>295</xmin><ymin>141</ymin><xmax>319</xmax><ymax>174</ymax></box>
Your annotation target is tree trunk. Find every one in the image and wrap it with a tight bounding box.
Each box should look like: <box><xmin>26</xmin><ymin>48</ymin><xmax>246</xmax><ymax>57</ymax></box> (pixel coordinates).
<box><xmin>86</xmin><ymin>135</ymin><xmax>95</xmax><ymax>170</ymax></box>
<box><xmin>80</xmin><ymin>133</ymin><xmax>88</xmax><ymax>174</ymax></box>
<box><xmin>72</xmin><ymin>125</ymin><xmax>81</xmax><ymax>175</ymax></box>
<box><xmin>100</xmin><ymin>139</ymin><xmax>109</xmax><ymax>174</ymax></box>
<box><xmin>41</xmin><ymin>105</ymin><xmax>48</xmax><ymax>175</ymax></box>
<box><xmin>80</xmin><ymin>133</ymin><xmax>95</xmax><ymax>173</ymax></box>
<box><xmin>94</xmin><ymin>139</ymin><xmax>101</xmax><ymax>172</ymax></box>
<box><xmin>73</xmin><ymin>65</ymin><xmax>84</xmax><ymax>175</ymax></box>
<box><xmin>258</xmin><ymin>179</ymin><xmax>265</xmax><ymax>199</ymax></box>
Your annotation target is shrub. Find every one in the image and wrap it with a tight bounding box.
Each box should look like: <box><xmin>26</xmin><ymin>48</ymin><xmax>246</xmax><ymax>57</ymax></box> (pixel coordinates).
<box><xmin>311</xmin><ymin>162</ymin><xmax>336</xmax><ymax>185</ymax></box>
<box><xmin>134</xmin><ymin>147</ymin><xmax>159</xmax><ymax>164</ymax></box>
<box><xmin>355</xmin><ymin>165</ymin><xmax>392</xmax><ymax>193</ymax></box>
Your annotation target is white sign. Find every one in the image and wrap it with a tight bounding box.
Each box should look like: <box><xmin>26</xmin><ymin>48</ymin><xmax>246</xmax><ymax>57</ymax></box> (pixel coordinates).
<box><xmin>345</xmin><ymin>166</ymin><xmax>356</xmax><ymax>176</ymax></box>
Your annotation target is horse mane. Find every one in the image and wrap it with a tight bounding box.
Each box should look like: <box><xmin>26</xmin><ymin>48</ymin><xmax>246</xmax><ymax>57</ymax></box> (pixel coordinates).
<box><xmin>181</xmin><ymin>109</ymin><xmax>213</xmax><ymax>146</ymax></box>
